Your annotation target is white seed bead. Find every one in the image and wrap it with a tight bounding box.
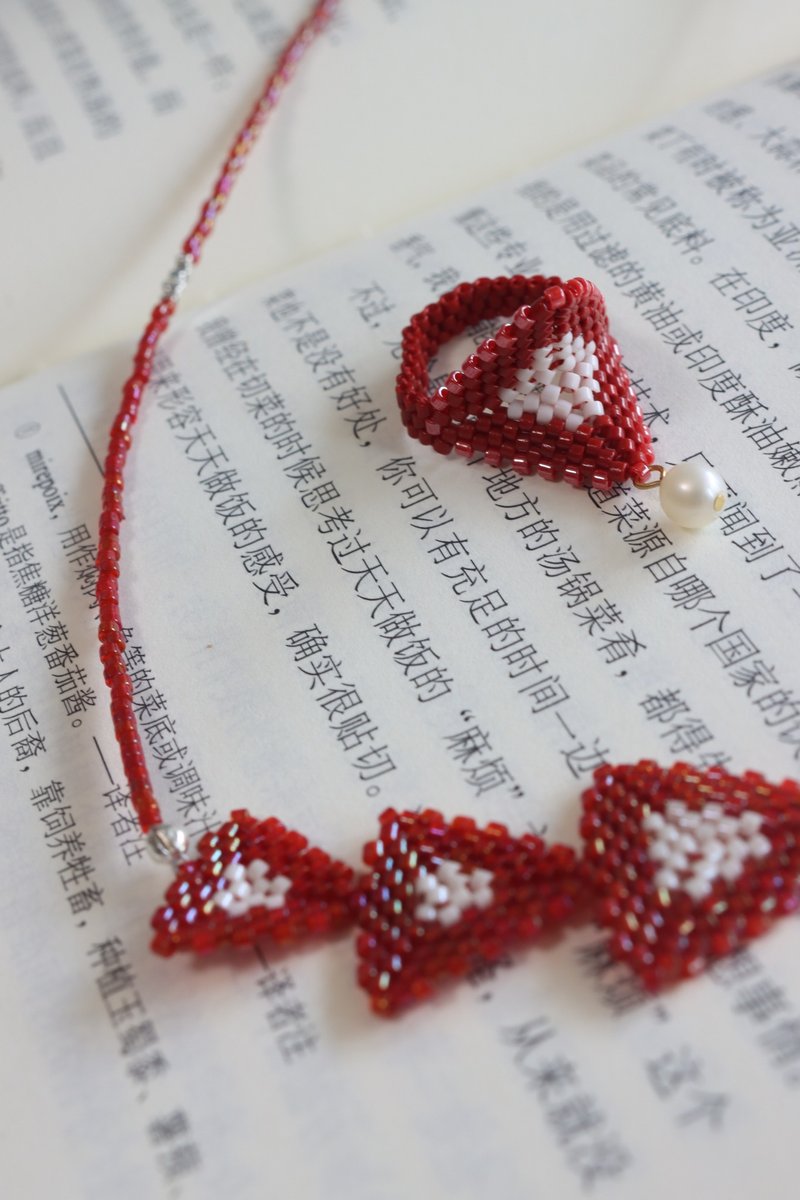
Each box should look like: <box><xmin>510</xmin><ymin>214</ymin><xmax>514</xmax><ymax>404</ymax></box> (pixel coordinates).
<box><xmin>684</xmin><ymin>878</ymin><xmax>712</xmax><ymax>901</ymax></box>
<box><xmin>749</xmin><ymin>833</ymin><xmax>772</xmax><ymax>858</ymax></box>
<box><xmin>537</xmin><ymin>403</ymin><xmax>554</xmax><ymax>425</ymax></box>
<box><xmin>654</xmin><ymin>868</ymin><xmax>679</xmax><ymax>890</ymax></box>
<box><xmin>659</xmin><ymin>461</ymin><xmax>727</xmax><ymax>529</ymax></box>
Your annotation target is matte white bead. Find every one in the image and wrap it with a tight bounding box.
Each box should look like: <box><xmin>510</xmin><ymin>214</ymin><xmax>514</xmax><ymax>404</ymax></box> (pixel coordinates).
<box><xmin>516</xmin><ymin>378</ymin><xmax>536</xmax><ymax>395</ymax></box>
<box><xmin>498</xmin><ymin>387</ymin><xmax>518</xmax><ymax>404</ymax></box>
<box><xmin>720</xmin><ymin>859</ymin><xmax>743</xmax><ymax>883</ymax></box>
<box><xmin>740</xmin><ymin>812</ymin><xmax>763</xmax><ymax>835</ymax></box>
<box><xmin>749</xmin><ymin>833</ymin><xmax>772</xmax><ymax>857</ymax></box>
<box><xmin>565</xmin><ymin>412</ymin><xmax>583</xmax><ymax>431</ymax></box>
<box><xmin>553</xmin><ymin>398</ymin><xmax>572</xmax><ymax>421</ymax></box>
<box><xmin>507</xmin><ymin>401</ymin><xmax>524</xmax><ymax>420</ymax></box>
<box><xmin>654</xmin><ymin>868</ymin><xmax>679</xmax><ymax>890</ymax></box>
<box><xmin>537</xmin><ymin>404</ymin><xmax>554</xmax><ymax>425</ymax></box>
<box><xmin>560</xmin><ymin>371</ymin><xmax>580</xmax><ymax>391</ymax></box>
<box><xmin>684</xmin><ymin>878</ymin><xmax>712</xmax><ymax>901</ymax></box>
<box><xmin>575</xmin><ymin>386</ymin><xmax>593</xmax><ymax>406</ymax></box>
<box><xmin>541</xmin><ymin>383</ymin><xmax>560</xmax><ymax>405</ymax></box>
<box><xmin>247</xmin><ymin>859</ymin><xmax>269</xmax><ymax>878</ymax></box>
<box><xmin>726</xmin><ymin>837</ymin><xmax>749</xmax><ymax>861</ymax></box>
<box><xmin>659</xmin><ymin>461</ymin><xmax>727</xmax><ymax>529</ymax></box>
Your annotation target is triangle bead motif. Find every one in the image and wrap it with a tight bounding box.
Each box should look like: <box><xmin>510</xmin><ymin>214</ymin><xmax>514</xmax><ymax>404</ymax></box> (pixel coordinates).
<box><xmin>150</xmin><ymin>810</ymin><xmax>357</xmax><ymax>957</ymax></box>
<box><xmin>580</xmin><ymin>761</ymin><xmax>800</xmax><ymax>990</ymax></box>
<box><xmin>355</xmin><ymin>807</ymin><xmax>586</xmax><ymax>1015</ymax></box>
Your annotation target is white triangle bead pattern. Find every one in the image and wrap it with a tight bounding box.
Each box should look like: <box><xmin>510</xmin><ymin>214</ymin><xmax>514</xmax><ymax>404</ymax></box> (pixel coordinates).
<box><xmin>212</xmin><ymin>859</ymin><xmax>293</xmax><ymax>917</ymax></box>
<box><xmin>643</xmin><ymin>799</ymin><xmax>772</xmax><ymax>902</ymax></box>
<box><xmin>498</xmin><ymin>331</ymin><xmax>606</xmax><ymax>429</ymax></box>
<box><xmin>413</xmin><ymin>860</ymin><xmax>494</xmax><ymax>927</ymax></box>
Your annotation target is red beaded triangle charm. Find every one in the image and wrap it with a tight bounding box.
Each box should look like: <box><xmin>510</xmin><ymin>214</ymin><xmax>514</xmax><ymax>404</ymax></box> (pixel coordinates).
<box><xmin>581</xmin><ymin>761</ymin><xmax>800</xmax><ymax>989</ymax></box>
<box><xmin>397</xmin><ymin>275</ymin><xmax>655</xmax><ymax>488</ymax></box>
<box><xmin>151</xmin><ymin>810</ymin><xmax>357</xmax><ymax>957</ymax></box>
<box><xmin>355</xmin><ymin>807</ymin><xmax>585</xmax><ymax>1015</ymax></box>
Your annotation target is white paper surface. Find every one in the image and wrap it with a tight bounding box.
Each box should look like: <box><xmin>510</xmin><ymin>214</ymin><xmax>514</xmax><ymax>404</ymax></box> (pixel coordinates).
<box><xmin>3</xmin><ymin>0</ymin><xmax>800</xmax><ymax>385</ymax></box>
<box><xmin>2</xmin><ymin>54</ymin><xmax>800</xmax><ymax>1200</ymax></box>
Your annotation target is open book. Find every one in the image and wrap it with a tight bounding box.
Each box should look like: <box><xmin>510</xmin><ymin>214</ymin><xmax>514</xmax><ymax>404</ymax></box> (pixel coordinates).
<box><xmin>3</xmin><ymin>3</ymin><xmax>800</xmax><ymax>1197</ymax></box>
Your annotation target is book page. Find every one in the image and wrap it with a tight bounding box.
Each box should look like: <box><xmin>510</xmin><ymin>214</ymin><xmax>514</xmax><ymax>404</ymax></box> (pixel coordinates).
<box><xmin>3</xmin><ymin>63</ymin><xmax>800</xmax><ymax>1198</ymax></box>
<box><xmin>3</xmin><ymin>0</ymin><xmax>800</xmax><ymax>386</ymax></box>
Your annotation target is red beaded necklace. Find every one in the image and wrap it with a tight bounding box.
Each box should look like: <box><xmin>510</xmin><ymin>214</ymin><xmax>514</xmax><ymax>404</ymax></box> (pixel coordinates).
<box><xmin>97</xmin><ymin>0</ymin><xmax>339</xmax><ymax>841</ymax></box>
<box><xmin>95</xmin><ymin>0</ymin><xmax>800</xmax><ymax>1016</ymax></box>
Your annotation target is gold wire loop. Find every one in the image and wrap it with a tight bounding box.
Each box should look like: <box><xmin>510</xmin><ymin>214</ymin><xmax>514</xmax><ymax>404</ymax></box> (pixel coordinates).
<box><xmin>633</xmin><ymin>464</ymin><xmax>666</xmax><ymax>491</ymax></box>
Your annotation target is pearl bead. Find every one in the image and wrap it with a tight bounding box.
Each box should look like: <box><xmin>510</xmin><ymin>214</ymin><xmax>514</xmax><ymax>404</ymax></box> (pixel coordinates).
<box><xmin>659</xmin><ymin>461</ymin><xmax>727</xmax><ymax>529</ymax></box>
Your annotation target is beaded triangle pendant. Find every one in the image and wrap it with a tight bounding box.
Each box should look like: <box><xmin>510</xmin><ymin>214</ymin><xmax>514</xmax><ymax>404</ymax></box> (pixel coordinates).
<box><xmin>397</xmin><ymin>275</ymin><xmax>655</xmax><ymax>489</ymax></box>
<box><xmin>355</xmin><ymin>807</ymin><xmax>585</xmax><ymax>1015</ymax></box>
<box><xmin>151</xmin><ymin>811</ymin><xmax>357</xmax><ymax>957</ymax></box>
<box><xmin>580</xmin><ymin>761</ymin><xmax>800</xmax><ymax>989</ymax></box>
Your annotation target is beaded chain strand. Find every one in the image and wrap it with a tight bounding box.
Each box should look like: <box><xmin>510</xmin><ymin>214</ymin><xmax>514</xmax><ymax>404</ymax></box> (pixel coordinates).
<box><xmin>95</xmin><ymin>0</ymin><xmax>339</xmax><ymax>839</ymax></box>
